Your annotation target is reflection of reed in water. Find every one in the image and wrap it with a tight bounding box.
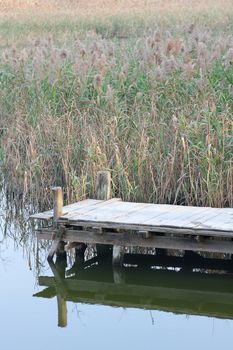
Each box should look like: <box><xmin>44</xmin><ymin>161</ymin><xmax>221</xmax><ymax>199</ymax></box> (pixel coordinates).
<box><xmin>0</xmin><ymin>192</ymin><xmax>53</xmax><ymax>275</ymax></box>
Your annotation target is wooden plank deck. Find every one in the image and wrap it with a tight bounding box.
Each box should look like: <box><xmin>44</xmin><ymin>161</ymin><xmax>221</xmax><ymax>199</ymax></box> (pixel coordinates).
<box><xmin>31</xmin><ymin>198</ymin><xmax>233</xmax><ymax>236</ymax></box>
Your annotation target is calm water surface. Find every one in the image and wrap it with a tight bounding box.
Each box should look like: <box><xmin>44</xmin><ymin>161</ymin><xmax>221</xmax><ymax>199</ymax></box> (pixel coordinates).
<box><xmin>1</xmin><ymin>208</ymin><xmax>233</xmax><ymax>350</ymax></box>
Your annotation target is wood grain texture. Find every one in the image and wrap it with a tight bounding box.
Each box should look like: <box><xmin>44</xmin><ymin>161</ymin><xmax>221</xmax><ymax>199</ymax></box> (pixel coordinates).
<box><xmin>95</xmin><ymin>171</ymin><xmax>111</xmax><ymax>200</ymax></box>
<box><xmin>31</xmin><ymin>199</ymin><xmax>233</xmax><ymax>236</ymax></box>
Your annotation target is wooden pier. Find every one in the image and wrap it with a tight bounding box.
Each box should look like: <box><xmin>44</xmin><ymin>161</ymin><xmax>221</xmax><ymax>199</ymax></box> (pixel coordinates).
<box><xmin>31</xmin><ymin>171</ymin><xmax>233</xmax><ymax>265</ymax></box>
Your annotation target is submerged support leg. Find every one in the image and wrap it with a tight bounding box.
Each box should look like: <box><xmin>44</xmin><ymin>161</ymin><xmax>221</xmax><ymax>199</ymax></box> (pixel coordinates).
<box><xmin>75</xmin><ymin>243</ymin><xmax>87</xmax><ymax>264</ymax></box>
<box><xmin>56</xmin><ymin>241</ymin><xmax>67</xmax><ymax>260</ymax></box>
<box><xmin>48</xmin><ymin>225</ymin><xmax>66</xmax><ymax>261</ymax></box>
<box><xmin>112</xmin><ymin>245</ymin><xmax>125</xmax><ymax>266</ymax></box>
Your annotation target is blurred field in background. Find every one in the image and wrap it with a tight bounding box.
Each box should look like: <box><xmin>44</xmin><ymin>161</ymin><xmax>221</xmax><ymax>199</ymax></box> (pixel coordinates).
<box><xmin>0</xmin><ymin>0</ymin><xmax>232</xmax><ymax>207</ymax></box>
<box><xmin>1</xmin><ymin>0</ymin><xmax>232</xmax><ymax>17</ymax></box>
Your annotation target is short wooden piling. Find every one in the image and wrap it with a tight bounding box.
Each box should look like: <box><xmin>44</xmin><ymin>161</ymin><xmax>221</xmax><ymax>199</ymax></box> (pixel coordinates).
<box><xmin>52</xmin><ymin>187</ymin><xmax>63</xmax><ymax>225</ymax></box>
<box><xmin>75</xmin><ymin>243</ymin><xmax>87</xmax><ymax>264</ymax></box>
<box><xmin>48</xmin><ymin>187</ymin><xmax>64</xmax><ymax>260</ymax></box>
<box><xmin>95</xmin><ymin>171</ymin><xmax>111</xmax><ymax>200</ymax></box>
<box><xmin>95</xmin><ymin>171</ymin><xmax>117</xmax><ymax>260</ymax></box>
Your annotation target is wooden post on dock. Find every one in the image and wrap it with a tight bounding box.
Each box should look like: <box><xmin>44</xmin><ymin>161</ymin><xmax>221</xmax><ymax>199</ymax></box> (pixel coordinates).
<box><xmin>48</xmin><ymin>187</ymin><xmax>64</xmax><ymax>260</ymax></box>
<box><xmin>95</xmin><ymin>171</ymin><xmax>124</xmax><ymax>266</ymax></box>
<box><xmin>52</xmin><ymin>187</ymin><xmax>63</xmax><ymax>225</ymax></box>
<box><xmin>95</xmin><ymin>171</ymin><xmax>111</xmax><ymax>200</ymax></box>
<box><xmin>95</xmin><ymin>171</ymin><xmax>112</xmax><ymax>258</ymax></box>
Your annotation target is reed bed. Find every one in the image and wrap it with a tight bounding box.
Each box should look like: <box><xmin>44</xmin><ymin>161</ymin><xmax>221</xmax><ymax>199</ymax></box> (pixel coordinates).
<box><xmin>0</xmin><ymin>1</ymin><xmax>233</xmax><ymax>208</ymax></box>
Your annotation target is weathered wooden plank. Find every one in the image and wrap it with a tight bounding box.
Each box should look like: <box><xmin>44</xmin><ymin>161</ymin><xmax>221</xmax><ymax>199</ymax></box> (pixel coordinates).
<box><xmin>31</xmin><ymin>198</ymin><xmax>233</xmax><ymax>238</ymax></box>
<box><xmin>195</xmin><ymin>212</ymin><xmax>233</xmax><ymax>231</ymax></box>
<box><xmin>144</xmin><ymin>207</ymin><xmax>222</xmax><ymax>226</ymax></box>
<box><xmin>64</xmin><ymin>203</ymin><xmax>233</xmax><ymax>235</ymax></box>
<box><xmin>118</xmin><ymin>205</ymin><xmax>210</xmax><ymax>226</ymax></box>
<box><xmin>59</xmin><ymin>198</ymin><xmax>122</xmax><ymax>221</ymax></box>
<box><xmin>67</xmin><ymin>203</ymin><xmax>224</xmax><ymax>228</ymax></box>
<box><xmin>30</xmin><ymin>199</ymin><xmax>102</xmax><ymax>220</ymax></box>
<box><xmin>67</xmin><ymin>202</ymin><xmax>150</xmax><ymax>223</ymax></box>
<box><xmin>30</xmin><ymin>198</ymin><xmax>122</xmax><ymax>221</ymax></box>
<box><xmin>174</xmin><ymin>209</ymin><xmax>227</xmax><ymax>228</ymax></box>
<box><xmin>112</xmin><ymin>204</ymin><xmax>180</xmax><ymax>224</ymax></box>
<box><xmin>37</xmin><ymin>229</ymin><xmax>233</xmax><ymax>254</ymax></box>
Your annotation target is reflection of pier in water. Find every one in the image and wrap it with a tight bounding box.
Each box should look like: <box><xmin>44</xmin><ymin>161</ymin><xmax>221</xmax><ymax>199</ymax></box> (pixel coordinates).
<box><xmin>34</xmin><ymin>252</ymin><xmax>233</xmax><ymax>327</ymax></box>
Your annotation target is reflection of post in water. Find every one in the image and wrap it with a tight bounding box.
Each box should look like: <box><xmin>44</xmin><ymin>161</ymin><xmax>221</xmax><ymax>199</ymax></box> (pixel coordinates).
<box><xmin>48</xmin><ymin>256</ymin><xmax>67</xmax><ymax>328</ymax></box>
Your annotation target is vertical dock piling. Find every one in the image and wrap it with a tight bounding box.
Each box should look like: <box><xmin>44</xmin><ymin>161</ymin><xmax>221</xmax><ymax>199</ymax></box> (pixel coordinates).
<box><xmin>95</xmin><ymin>171</ymin><xmax>111</xmax><ymax>200</ymax></box>
<box><xmin>95</xmin><ymin>171</ymin><xmax>125</xmax><ymax>266</ymax></box>
<box><xmin>52</xmin><ymin>187</ymin><xmax>63</xmax><ymax>225</ymax></box>
<box><xmin>95</xmin><ymin>171</ymin><xmax>112</xmax><ymax>259</ymax></box>
<box><xmin>48</xmin><ymin>187</ymin><xmax>64</xmax><ymax>260</ymax></box>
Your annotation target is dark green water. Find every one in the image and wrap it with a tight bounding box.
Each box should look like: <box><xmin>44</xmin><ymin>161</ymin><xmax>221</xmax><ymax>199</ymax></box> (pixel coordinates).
<box><xmin>1</xmin><ymin>208</ymin><xmax>233</xmax><ymax>350</ymax></box>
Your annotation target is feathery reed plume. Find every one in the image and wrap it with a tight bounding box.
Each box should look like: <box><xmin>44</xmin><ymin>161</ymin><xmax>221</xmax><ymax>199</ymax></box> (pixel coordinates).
<box><xmin>93</xmin><ymin>74</ymin><xmax>102</xmax><ymax>92</ymax></box>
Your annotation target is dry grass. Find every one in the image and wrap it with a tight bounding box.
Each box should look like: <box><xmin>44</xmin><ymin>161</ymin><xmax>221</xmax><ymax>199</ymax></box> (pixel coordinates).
<box><xmin>0</xmin><ymin>0</ymin><xmax>232</xmax><ymax>208</ymax></box>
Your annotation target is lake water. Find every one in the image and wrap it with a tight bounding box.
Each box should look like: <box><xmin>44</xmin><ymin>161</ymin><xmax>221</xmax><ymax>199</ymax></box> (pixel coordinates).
<box><xmin>1</xmin><ymin>205</ymin><xmax>233</xmax><ymax>350</ymax></box>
